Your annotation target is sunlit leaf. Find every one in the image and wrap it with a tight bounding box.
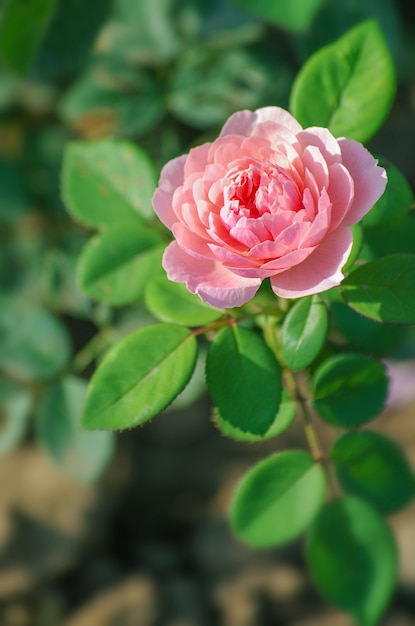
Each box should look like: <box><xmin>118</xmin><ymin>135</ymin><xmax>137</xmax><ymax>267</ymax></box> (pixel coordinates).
<box><xmin>231</xmin><ymin>451</ymin><xmax>327</xmax><ymax>547</ymax></box>
<box><xmin>82</xmin><ymin>324</ymin><xmax>198</xmax><ymax>430</ymax></box>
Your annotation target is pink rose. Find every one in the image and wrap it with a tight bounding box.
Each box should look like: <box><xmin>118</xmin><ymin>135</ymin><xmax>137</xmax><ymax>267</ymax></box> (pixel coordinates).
<box><xmin>152</xmin><ymin>107</ymin><xmax>387</xmax><ymax>308</ymax></box>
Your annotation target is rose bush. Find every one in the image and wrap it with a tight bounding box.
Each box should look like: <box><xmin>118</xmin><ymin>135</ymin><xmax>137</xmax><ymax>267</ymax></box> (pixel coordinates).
<box><xmin>153</xmin><ymin>107</ymin><xmax>387</xmax><ymax>308</ymax></box>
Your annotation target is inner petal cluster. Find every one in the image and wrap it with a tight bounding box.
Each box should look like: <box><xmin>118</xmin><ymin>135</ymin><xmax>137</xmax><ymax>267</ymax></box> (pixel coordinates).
<box><xmin>223</xmin><ymin>161</ymin><xmax>301</xmax><ymax>221</ymax></box>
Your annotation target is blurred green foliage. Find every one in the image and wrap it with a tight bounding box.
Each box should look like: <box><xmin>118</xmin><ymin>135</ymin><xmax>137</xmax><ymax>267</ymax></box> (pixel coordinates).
<box><xmin>0</xmin><ymin>0</ymin><xmax>414</xmax><ymax>483</ymax></box>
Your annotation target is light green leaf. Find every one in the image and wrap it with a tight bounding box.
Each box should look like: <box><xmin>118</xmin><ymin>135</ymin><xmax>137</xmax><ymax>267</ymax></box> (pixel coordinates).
<box><xmin>341</xmin><ymin>254</ymin><xmax>415</xmax><ymax>324</ymax></box>
<box><xmin>231</xmin><ymin>451</ymin><xmax>327</xmax><ymax>547</ymax></box>
<box><xmin>232</xmin><ymin>0</ymin><xmax>324</xmax><ymax>33</ymax></box>
<box><xmin>82</xmin><ymin>324</ymin><xmax>198</xmax><ymax>430</ymax></box>
<box><xmin>312</xmin><ymin>353</ymin><xmax>389</xmax><ymax>428</ymax></box>
<box><xmin>281</xmin><ymin>296</ymin><xmax>328</xmax><ymax>371</ymax></box>
<box><xmin>0</xmin><ymin>0</ymin><xmax>57</xmax><ymax>73</ymax></box>
<box><xmin>331</xmin><ymin>431</ymin><xmax>415</xmax><ymax>515</ymax></box>
<box><xmin>0</xmin><ymin>296</ymin><xmax>71</xmax><ymax>382</ymax></box>
<box><xmin>215</xmin><ymin>390</ymin><xmax>296</xmax><ymax>442</ymax></box>
<box><xmin>37</xmin><ymin>377</ymin><xmax>115</xmax><ymax>484</ymax></box>
<box><xmin>206</xmin><ymin>325</ymin><xmax>281</xmax><ymax>436</ymax></box>
<box><xmin>307</xmin><ymin>497</ymin><xmax>397</xmax><ymax>626</ymax></box>
<box><xmin>62</xmin><ymin>138</ymin><xmax>157</xmax><ymax>229</ymax></box>
<box><xmin>59</xmin><ymin>64</ymin><xmax>164</xmax><ymax>139</ymax></box>
<box><xmin>145</xmin><ymin>274</ymin><xmax>223</xmax><ymax>326</ymax></box>
<box><xmin>290</xmin><ymin>20</ymin><xmax>396</xmax><ymax>142</ymax></box>
<box><xmin>77</xmin><ymin>225</ymin><xmax>164</xmax><ymax>306</ymax></box>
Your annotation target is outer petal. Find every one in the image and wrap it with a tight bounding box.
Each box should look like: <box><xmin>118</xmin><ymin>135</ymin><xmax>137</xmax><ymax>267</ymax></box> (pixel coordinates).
<box><xmin>297</xmin><ymin>127</ymin><xmax>342</xmax><ymax>165</ymax></box>
<box><xmin>270</xmin><ymin>228</ymin><xmax>353</xmax><ymax>299</ymax></box>
<box><xmin>163</xmin><ymin>242</ymin><xmax>261</xmax><ymax>308</ymax></box>
<box><xmin>152</xmin><ymin>154</ymin><xmax>187</xmax><ymax>228</ymax></box>
<box><xmin>219</xmin><ymin>106</ymin><xmax>302</xmax><ymax>138</ymax></box>
<box><xmin>338</xmin><ymin>138</ymin><xmax>387</xmax><ymax>226</ymax></box>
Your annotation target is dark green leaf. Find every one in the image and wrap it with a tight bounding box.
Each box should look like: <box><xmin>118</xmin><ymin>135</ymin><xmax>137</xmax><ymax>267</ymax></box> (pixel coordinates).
<box><xmin>0</xmin><ymin>0</ymin><xmax>57</xmax><ymax>74</ymax></box>
<box><xmin>281</xmin><ymin>296</ymin><xmax>328</xmax><ymax>371</ymax></box>
<box><xmin>32</xmin><ymin>0</ymin><xmax>113</xmax><ymax>79</ymax></box>
<box><xmin>231</xmin><ymin>451</ymin><xmax>326</xmax><ymax>547</ymax></box>
<box><xmin>62</xmin><ymin>138</ymin><xmax>157</xmax><ymax>229</ymax></box>
<box><xmin>312</xmin><ymin>353</ymin><xmax>389</xmax><ymax>428</ymax></box>
<box><xmin>37</xmin><ymin>377</ymin><xmax>115</xmax><ymax>483</ymax></box>
<box><xmin>362</xmin><ymin>160</ymin><xmax>413</xmax><ymax>229</ymax></box>
<box><xmin>145</xmin><ymin>274</ymin><xmax>223</xmax><ymax>326</ymax></box>
<box><xmin>329</xmin><ymin>301</ymin><xmax>406</xmax><ymax>357</ymax></box>
<box><xmin>307</xmin><ymin>497</ymin><xmax>397</xmax><ymax>626</ymax></box>
<box><xmin>206</xmin><ymin>325</ymin><xmax>281</xmax><ymax>435</ymax></box>
<box><xmin>341</xmin><ymin>254</ymin><xmax>415</xmax><ymax>324</ymax></box>
<box><xmin>77</xmin><ymin>225</ymin><xmax>164</xmax><ymax>306</ymax></box>
<box><xmin>215</xmin><ymin>390</ymin><xmax>296</xmax><ymax>442</ymax></box>
<box><xmin>290</xmin><ymin>20</ymin><xmax>396</xmax><ymax>142</ymax></box>
<box><xmin>362</xmin><ymin>214</ymin><xmax>415</xmax><ymax>260</ymax></box>
<box><xmin>232</xmin><ymin>0</ymin><xmax>324</xmax><ymax>32</ymax></box>
<box><xmin>331</xmin><ymin>431</ymin><xmax>415</xmax><ymax>514</ymax></box>
<box><xmin>82</xmin><ymin>324</ymin><xmax>198</xmax><ymax>430</ymax></box>
<box><xmin>0</xmin><ymin>160</ymin><xmax>27</xmax><ymax>224</ymax></box>
<box><xmin>0</xmin><ymin>296</ymin><xmax>71</xmax><ymax>382</ymax></box>
<box><xmin>0</xmin><ymin>379</ymin><xmax>32</xmax><ymax>454</ymax></box>
<box><xmin>41</xmin><ymin>250</ymin><xmax>91</xmax><ymax>318</ymax></box>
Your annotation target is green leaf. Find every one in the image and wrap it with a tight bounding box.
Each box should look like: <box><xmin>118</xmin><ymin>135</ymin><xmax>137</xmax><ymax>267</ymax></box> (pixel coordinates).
<box><xmin>59</xmin><ymin>61</ymin><xmax>164</xmax><ymax>138</ymax></box>
<box><xmin>362</xmin><ymin>213</ymin><xmax>415</xmax><ymax>261</ymax></box>
<box><xmin>206</xmin><ymin>325</ymin><xmax>281</xmax><ymax>436</ymax></box>
<box><xmin>331</xmin><ymin>431</ymin><xmax>415</xmax><ymax>515</ymax></box>
<box><xmin>232</xmin><ymin>0</ymin><xmax>324</xmax><ymax>33</ymax></box>
<box><xmin>329</xmin><ymin>301</ymin><xmax>405</xmax><ymax>358</ymax></box>
<box><xmin>281</xmin><ymin>296</ymin><xmax>328</xmax><ymax>371</ymax></box>
<box><xmin>82</xmin><ymin>324</ymin><xmax>198</xmax><ymax>430</ymax></box>
<box><xmin>341</xmin><ymin>254</ymin><xmax>415</xmax><ymax>324</ymax></box>
<box><xmin>41</xmin><ymin>250</ymin><xmax>91</xmax><ymax>318</ymax></box>
<box><xmin>231</xmin><ymin>451</ymin><xmax>327</xmax><ymax>547</ymax></box>
<box><xmin>37</xmin><ymin>377</ymin><xmax>115</xmax><ymax>484</ymax></box>
<box><xmin>62</xmin><ymin>138</ymin><xmax>157</xmax><ymax>229</ymax></box>
<box><xmin>32</xmin><ymin>0</ymin><xmax>113</xmax><ymax>79</ymax></box>
<box><xmin>312</xmin><ymin>353</ymin><xmax>389</xmax><ymax>428</ymax></box>
<box><xmin>167</xmin><ymin>45</ymin><xmax>286</xmax><ymax>130</ymax></box>
<box><xmin>215</xmin><ymin>390</ymin><xmax>296</xmax><ymax>442</ymax></box>
<box><xmin>0</xmin><ymin>0</ymin><xmax>57</xmax><ymax>74</ymax></box>
<box><xmin>77</xmin><ymin>225</ymin><xmax>165</xmax><ymax>306</ymax></box>
<box><xmin>0</xmin><ymin>160</ymin><xmax>28</xmax><ymax>224</ymax></box>
<box><xmin>361</xmin><ymin>160</ymin><xmax>413</xmax><ymax>229</ymax></box>
<box><xmin>290</xmin><ymin>20</ymin><xmax>396</xmax><ymax>142</ymax></box>
<box><xmin>307</xmin><ymin>497</ymin><xmax>397</xmax><ymax>626</ymax></box>
<box><xmin>0</xmin><ymin>296</ymin><xmax>71</xmax><ymax>382</ymax></box>
<box><xmin>0</xmin><ymin>379</ymin><xmax>32</xmax><ymax>454</ymax></box>
<box><xmin>145</xmin><ymin>274</ymin><xmax>223</xmax><ymax>326</ymax></box>
<box><xmin>342</xmin><ymin>223</ymin><xmax>364</xmax><ymax>272</ymax></box>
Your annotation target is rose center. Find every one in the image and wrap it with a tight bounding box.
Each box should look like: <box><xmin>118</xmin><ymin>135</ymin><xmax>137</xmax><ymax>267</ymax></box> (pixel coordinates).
<box><xmin>223</xmin><ymin>162</ymin><xmax>301</xmax><ymax>220</ymax></box>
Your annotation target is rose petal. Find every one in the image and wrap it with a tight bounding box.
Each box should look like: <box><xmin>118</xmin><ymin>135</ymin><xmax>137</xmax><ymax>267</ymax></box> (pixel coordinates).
<box><xmin>219</xmin><ymin>106</ymin><xmax>303</xmax><ymax>138</ymax></box>
<box><xmin>326</xmin><ymin>162</ymin><xmax>354</xmax><ymax>231</ymax></box>
<box><xmin>297</xmin><ymin>127</ymin><xmax>342</xmax><ymax>165</ymax></box>
<box><xmin>173</xmin><ymin>223</ymin><xmax>216</xmax><ymax>260</ymax></box>
<box><xmin>338</xmin><ymin>138</ymin><xmax>387</xmax><ymax>225</ymax></box>
<box><xmin>163</xmin><ymin>242</ymin><xmax>260</xmax><ymax>308</ymax></box>
<box><xmin>152</xmin><ymin>154</ymin><xmax>187</xmax><ymax>228</ymax></box>
<box><xmin>270</xmin><ymin>227</ymin><xmax>353</xmax><ymax>298</ymax></box>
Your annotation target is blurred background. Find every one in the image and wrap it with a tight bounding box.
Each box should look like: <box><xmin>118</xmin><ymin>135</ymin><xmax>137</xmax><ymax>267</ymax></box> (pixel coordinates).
<box><xmin>1</xmin><ymin>0</ymin><xmax>415</xmax><ymax>624</ymax></box>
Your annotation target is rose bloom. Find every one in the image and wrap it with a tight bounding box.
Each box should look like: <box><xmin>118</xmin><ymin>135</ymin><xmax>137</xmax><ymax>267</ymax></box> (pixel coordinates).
<box><xmin>152</xmin><ymin>107</ymin><xmax>387</xmax><ymax>308</ymax></box>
